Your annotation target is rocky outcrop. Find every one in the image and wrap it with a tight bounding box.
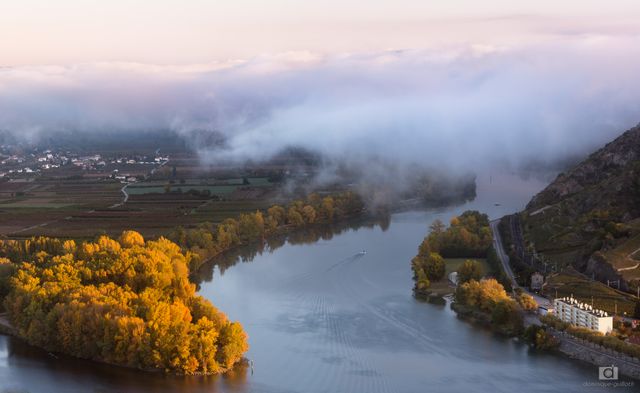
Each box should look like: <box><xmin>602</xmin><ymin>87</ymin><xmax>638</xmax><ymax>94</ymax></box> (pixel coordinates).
<box><xmin>527</xmin><ymin>123</ymin><xmax>640</xmax><ymax>212</ymax></box>
<box><xmin>582</xmin><ymin>252</ymin><xmax>628</xmax><ymax>291</ymax></box>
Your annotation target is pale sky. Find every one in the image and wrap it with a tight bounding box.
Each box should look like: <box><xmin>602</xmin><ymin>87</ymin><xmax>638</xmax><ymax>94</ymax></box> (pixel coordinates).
<box><xmin>2</xmin><ymin>0</ymin><xmax>640</xmax><ymax>66</ymax></box>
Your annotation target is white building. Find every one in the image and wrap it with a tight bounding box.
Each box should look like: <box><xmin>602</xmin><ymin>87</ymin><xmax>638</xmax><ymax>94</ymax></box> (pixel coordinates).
<box><xmin>448</xmin><ymin>272</ymin><xmax>459</xmax><ymax>286</ymax></box>
<box><xmin>553</xmin><ymin>296</ymin><xmax>613</xmax><ymax>334</ymax></box>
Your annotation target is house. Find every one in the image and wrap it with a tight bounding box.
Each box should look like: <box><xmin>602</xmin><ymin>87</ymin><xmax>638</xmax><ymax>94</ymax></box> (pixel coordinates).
<box><xmin>531</xmin><ymin>272</ymin><xmax>544</xmax><ymax>292</ymax></box>
<box><xmin>448</xmin><ymin>271</ymin><xmax>459</xmax><ymax>286</ymax></box>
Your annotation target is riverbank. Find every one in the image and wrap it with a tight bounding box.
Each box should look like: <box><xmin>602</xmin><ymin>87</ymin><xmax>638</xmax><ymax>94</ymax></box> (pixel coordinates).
<box><xmin>0</xmin><ymin>312</ymin><xmax>14</xmax><ymax>336</ymax></box>
<box><xmin>552</xmin><ymin>329</ymin><xmax>640</xmax><ymax>380</ymax></box>
<box><xmin>491</xmin><ymin>217</ymin><xmax>640</xmax><ymax>380</ymax></box>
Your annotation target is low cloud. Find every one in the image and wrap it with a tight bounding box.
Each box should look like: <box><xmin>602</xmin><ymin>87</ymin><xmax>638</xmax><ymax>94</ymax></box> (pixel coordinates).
<box><xmin>2</xmin><ymin>36</ymin><xmax>640</xmax><ymax>178</ymax></box>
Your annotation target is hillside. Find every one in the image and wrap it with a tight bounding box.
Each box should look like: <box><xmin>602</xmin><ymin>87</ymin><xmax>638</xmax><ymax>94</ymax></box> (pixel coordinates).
<box><xmin>520</xmin><ymin>123</ymin><xmax>640</xmax><ymax>291</ymax></box>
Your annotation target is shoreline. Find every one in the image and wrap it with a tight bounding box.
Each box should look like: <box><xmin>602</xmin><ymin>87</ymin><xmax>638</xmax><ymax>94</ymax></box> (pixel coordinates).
<box><xmin>418</xmin><ymin>291</ymin><xmax>640</xmax><ymax>380</ymax></box>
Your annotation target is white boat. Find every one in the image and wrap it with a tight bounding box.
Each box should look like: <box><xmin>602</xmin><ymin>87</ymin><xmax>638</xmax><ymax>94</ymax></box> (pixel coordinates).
<box><xmin>359</xmin><ymin>250</ymin><xmax>367</xmax><ymax>255</ymax></box>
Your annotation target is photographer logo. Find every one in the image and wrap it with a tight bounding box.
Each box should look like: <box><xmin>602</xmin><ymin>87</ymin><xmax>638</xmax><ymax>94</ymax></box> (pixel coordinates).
<box><xmin>599</xmin><ymin>365</ymin><xmax>619</xmax><ymax>381</ymax></box>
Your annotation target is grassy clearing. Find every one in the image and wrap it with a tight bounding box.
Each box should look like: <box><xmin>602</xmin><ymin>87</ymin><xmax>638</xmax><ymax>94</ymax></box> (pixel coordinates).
<box><xmin>428</xmin><ymin>258</ymin><xmax>488</xmax><ymax>296</ymax></box>
<box><xmin>444</xmin><ymin>258</ymin><xmax>489</xmax><ymax>276</ymax></box>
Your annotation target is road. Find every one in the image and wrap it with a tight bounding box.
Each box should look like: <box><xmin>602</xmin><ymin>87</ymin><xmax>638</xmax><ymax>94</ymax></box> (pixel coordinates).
<box><xmin>109</xmin><ymin>184</ymin><xmax>129</xmax><ymax>209</ymax></box>
<box><xmin>490</xmin><ymin>219</ymin><xmax>518</xmax><ymax>289</ymax></box>
<box><xmin>490</xmin><ymin>218</ymin><xmax>552</xmax><ymax>309</ymax></box>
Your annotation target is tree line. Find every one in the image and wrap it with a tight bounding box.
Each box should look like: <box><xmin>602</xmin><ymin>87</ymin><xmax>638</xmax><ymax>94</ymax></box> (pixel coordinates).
<box><xmin>540</xmin><ymin>314</ymin><xmax>640</xmax><ymax>359</ymax></box>
<box><xmin>170</xmin><ymin>191</ymin><xmax>365</xmax><ymax>271</ymax></box>
<box><xmin>0</xmin><ymin>232</ymin><xmax>248</xmax><ymax>375</ymax></box>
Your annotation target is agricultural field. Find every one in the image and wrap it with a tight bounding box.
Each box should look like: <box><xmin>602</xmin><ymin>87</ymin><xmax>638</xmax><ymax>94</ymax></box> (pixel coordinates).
<box><xmin>604</xmin><ymin>219</ymin><xmax>640</xmax><ymax>281</ymax></box>
<box><xmin>1</xmin><ymin>169</ymin><xmax>283</xmax><ymax>240</ymax></box>
<box><xmin>543</xmin><ymin>270</ymin><xmax>637</xmax><ymax>315</ymax></box>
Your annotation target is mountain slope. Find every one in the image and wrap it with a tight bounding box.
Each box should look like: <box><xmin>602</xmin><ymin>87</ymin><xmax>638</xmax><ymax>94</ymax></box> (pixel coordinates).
<box><xmin>521</xmin><ymin>123</ymin><xmax>640</xmax><ymax>289</ymax></box>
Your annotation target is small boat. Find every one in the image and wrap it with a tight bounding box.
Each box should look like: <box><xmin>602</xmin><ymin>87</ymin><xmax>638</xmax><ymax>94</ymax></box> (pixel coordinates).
<box><xmin>359</xmin><ymin>250</ymin><xmax>367</xmax><ymax>255</ymax></box>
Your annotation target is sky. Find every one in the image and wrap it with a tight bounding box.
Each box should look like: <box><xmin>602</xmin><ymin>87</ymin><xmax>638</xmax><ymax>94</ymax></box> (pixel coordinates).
<box><xmin>2</xmin><ymin>1</ymin><xmax>640</xmax><ymax>65</ymax></box>
<box><xmin>2</xmin><ymin>1</ymin><xmax>640</xmax><ymax>182</ymax></box>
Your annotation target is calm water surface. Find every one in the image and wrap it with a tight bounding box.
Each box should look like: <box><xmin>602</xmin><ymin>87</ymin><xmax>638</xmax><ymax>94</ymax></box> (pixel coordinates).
<box><xmin>0</xmin><ymin>172</ymin><xmax>632</xmax><ymax>392</ymax></box>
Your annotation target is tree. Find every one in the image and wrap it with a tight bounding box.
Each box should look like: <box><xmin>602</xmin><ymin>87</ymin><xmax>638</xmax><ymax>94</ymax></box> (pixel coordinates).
<box><xmin>423</xmin><ymin>253</ymin><xmax>445</xmax><ymax>281</ymax></box>
<box><xmin>119</xmin><ymin>231</ymin><xmax>145</xmax><ymax>248</ymax></box>
<box><xmin>457</xmin><ymin>260</ymin><xmax>483</xmax><ymax>284</ymax></box>
<box><xmin>414</xmin><ymin>268</ymin><xmax>430</xmax><ymax>292</ymax></box>
<box><xmin>302</xmin><ymin>205</ymin><xmax>317</xmax><ymax>224</ymax></box>
<box><xmin>518</xmin><ymin>292</ymin><xmax>538</xmax><ymax>312</ymax></box>
<box><xmin>319</xmin><ymin>197</ymin><xmax>335</xmax><ymax>222</ymax></box>
<box><xmin>417</xmin><ymin>238</ymin><xmax>431</xmax><ymax>257</ymax></box>
<box><xmin>287</xmin><ymin>207</ymin><xmax>305</xmax><ymax>227</ymax></box>
<box><xmin>429</xmin><ymin>219</ymin><xmax>445</xmax><ymax>235</ymax></box>
<box><xmin>267</xmin><ymin>205</ymin><xmax>286</xmax><ymax>227</ymax></box>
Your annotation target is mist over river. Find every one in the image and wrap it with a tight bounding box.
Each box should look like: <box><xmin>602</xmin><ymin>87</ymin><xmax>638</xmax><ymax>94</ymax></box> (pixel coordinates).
<box><xmin>0</xmin><ymin>172</ymin><xmax>626</xmax><ymax>392</ymax></box>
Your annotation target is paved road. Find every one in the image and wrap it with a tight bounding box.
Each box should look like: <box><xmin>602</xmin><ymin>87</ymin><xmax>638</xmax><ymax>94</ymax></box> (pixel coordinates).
<box><xmin>490</xmin><ymin>218</ymin><xmax>552</xmax><ymax>309</ymax></box>
<box><xmin>490</xmin><ymin>219</ymin><xmax>518</xmax><ymax>289</ymax></box>
<box><xmin>109</xmin><ymin>184</ymin><xmax>129</xmax><ymax>208</ymax></box>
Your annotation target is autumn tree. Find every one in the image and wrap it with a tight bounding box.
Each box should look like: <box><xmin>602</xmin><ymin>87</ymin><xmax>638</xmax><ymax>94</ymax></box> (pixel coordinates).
<box><xmin>518</xmin><ymin>292</ymin><xmax>538</xmax><ymax>311</ymax></box>
<box><xmin>457</xmin><ymin>260</ymin><xmax>483</xmax><ymax>284</ymax></box>
<box><xmin>412</xmin><ymin>252</ymin><xmax>445</xmax><ymax>282</ymax></box>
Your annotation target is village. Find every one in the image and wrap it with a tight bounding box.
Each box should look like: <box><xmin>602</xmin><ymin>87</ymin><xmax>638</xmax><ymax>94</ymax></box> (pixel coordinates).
<box><xmin>0</xmin><ymin>143</ymin><xmax>169</xmax><ymax>182</ymax></box>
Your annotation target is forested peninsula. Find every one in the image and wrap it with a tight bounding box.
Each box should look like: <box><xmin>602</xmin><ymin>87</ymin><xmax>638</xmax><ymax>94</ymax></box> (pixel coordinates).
<box><xmin>0</xmin><ymin>191</ymin><xmax>365</xmax><ymax>374</ymax></box>
<box><xmin>411</xmin><ymin>210</ymin><xmax>526</xmax><ymax>335</ymax></box>
<box><xmin>0</xmin><ymin>232</ymin><xmax>247</xmax><ymax>374</ymax></box>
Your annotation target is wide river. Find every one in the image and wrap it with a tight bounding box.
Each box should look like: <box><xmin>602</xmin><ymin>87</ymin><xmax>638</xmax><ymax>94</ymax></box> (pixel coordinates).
<box><xmin>0</xmin><ymin>172</ymin><xmax>630</xmax><ymax>392</ymax></box>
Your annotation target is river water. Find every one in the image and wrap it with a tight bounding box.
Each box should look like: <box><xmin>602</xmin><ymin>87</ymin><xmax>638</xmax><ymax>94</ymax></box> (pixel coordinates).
<box><xmin>0</xmin><ymin>172</ymin><xmax>632</xmax><ymax>392</ymax></box>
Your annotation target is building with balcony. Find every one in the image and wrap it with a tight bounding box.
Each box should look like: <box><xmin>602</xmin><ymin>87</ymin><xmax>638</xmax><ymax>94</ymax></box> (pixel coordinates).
<box><xmin>553</xmin><ymin>296</ymin><xmax>613</xmax><ymax>334</ymax></box>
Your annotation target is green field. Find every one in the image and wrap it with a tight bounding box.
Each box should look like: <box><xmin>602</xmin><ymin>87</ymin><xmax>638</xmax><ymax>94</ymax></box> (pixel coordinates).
<box><xmin>126</xmin><ymin>185</ymin><xmax>240</xmax><ymax>195</ymax></box>
<box><xmin>126</xmin><ymin>177</ymin><xmax>273</xmax><ymax>196</ymax></box>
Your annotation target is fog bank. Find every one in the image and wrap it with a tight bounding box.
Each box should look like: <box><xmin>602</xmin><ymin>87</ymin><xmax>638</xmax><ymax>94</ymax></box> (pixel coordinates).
<box><xmin>2</xmin><ymin>36</ymin><xmax>640</xmax><ymax>176</ymax></box>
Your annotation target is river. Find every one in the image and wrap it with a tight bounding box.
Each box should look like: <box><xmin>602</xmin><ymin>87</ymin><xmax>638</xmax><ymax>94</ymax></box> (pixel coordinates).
<box><xmin>0</xmin><ymin>172</ymin><xmax>631</xmax><ymax>392</ymax></box>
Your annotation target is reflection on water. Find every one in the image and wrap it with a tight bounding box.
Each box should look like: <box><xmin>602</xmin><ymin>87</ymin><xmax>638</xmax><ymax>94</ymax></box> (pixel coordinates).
<box><xmin>193</xmin><ymin>215</ymin><xmax>391</xmax><ymax>286</ymax></box>
<box><xmin>0</xmin><ymin>172</ymin><xmax>627</xmax><ymax>392</ymax></box>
